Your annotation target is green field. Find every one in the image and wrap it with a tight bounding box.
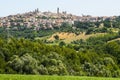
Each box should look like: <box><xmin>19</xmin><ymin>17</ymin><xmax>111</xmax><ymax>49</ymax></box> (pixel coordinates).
<box><xmin>0</xmin><ymin>74</ymin><xmax>119</xmax><ymax>80</ymax></box>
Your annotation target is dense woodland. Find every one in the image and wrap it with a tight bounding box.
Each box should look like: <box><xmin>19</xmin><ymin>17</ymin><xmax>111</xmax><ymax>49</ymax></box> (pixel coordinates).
<box><xmin>0</xmin><ymin>37</ymin><xmax>120</xmax><ymax>77</ymax></box>
<box><xmin>0</xmin><ymin>16</ymin><xmax>120</xmax><ymax>77</ymax></box>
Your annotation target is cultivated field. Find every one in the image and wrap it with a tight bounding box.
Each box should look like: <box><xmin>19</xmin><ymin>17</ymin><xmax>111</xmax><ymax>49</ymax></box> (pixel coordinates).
<box><xmin>0</xmin><ymin>74</ymin><xmax>119</xmax><ymax>80</ymax></box>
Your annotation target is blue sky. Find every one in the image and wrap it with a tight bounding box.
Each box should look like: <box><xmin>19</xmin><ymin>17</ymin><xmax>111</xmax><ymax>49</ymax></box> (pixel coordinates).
<box><xmin>0</xmin><ymin>0</ymin><xmax>120</xmax><ymax>17</ymax></box>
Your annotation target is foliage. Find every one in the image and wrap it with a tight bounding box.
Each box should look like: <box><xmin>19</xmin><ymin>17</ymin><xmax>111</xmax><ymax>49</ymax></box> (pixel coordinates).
<box><xmin>0</xmin><ymin>37</ymin><xmax>119</xmax><ymax>77</ymax></box>
<box><xmin>0</xmin><ymin>16</ymin><xmax>120</xmax><ymax>77</ymax></box>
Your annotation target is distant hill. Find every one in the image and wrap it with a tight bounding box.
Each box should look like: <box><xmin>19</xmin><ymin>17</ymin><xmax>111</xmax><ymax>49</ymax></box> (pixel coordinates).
<box><xmin>0</xmin><ymin>9</ymin><xmax>120</xmax><ymax>43</ymax></box>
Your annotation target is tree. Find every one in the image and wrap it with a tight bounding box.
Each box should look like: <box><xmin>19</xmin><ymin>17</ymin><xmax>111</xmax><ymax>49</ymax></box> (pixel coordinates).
<box><xmin>8</xmin><ymin>53</ymin><xmax>39</xmax><ymax>74</ymax></box>
<box><xmin>54</xmin><ymin>35</ymin><xmax>59</xmax><ymax>40</ymax></box>
<box><xmin>105</xmin><ymin>41</ymin><xmax>120</xmax><ymax>63</ymax></box>
<box><xmin>86</xmin><ymin>28</ymin><xmax>95</xmax><ymax>34</ymax></box>
<box><xmin>59</xmin><ymin>41</ymin><xmax>66</xmax><ymax>47</ymax></box>
<box><xmin>40</xmin><ymin>52</ymin><xmax>68</xmax><ymax>75</ymax></box>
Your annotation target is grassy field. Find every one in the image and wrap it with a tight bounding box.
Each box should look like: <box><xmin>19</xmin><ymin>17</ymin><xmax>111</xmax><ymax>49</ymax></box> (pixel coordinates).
<box><xmin>47</xmin><ymin>32</ymin><xmax>106</xmax><ymax>43</ymax></box>
<box><xmin>0</xmin><ymin>74</ymin><xmax>119</xmax><ymax>80</ymax></box>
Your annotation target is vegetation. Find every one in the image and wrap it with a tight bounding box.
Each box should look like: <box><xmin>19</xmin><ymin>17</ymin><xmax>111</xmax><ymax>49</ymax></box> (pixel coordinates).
<box><xmin>0</xmin><ymin>74</ymin><xmax>120</xmax><ymax>80</ymax></box>
<box><xmin>0</xmin><ymin>37</ymin><xmax>120</xmax><ymax>77</ymax></box>
<box><xmin>0</xmin><ymin>16</ymin><xmax>120</xmax><ymax>78</ymax></box>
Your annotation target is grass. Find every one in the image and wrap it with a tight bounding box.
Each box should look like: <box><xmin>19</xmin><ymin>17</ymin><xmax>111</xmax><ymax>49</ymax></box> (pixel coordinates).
<box><xmin>0</xmin><ymin>74</ymin><xmax>119</xmax><ymax>80</ymax></box>
<box><xmin>108</xmin><ymin>38</ymin><xmax>120</xmax><ymax>43</ymax></box>
<box><xmin>47</xmin><ymin>32</ymin><xmax>106</xmax><ymax>43</ymax></box>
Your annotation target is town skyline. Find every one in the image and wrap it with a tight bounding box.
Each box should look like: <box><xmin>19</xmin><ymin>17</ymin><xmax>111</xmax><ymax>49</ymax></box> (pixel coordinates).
<box><xmin>0</xmin><ymin>0</ymin><xmax>120</xmax><ymax>17</ymax></box>
<box><xmin>0</xmin><ymin>8</ymin><xmax>116</xmax><ymax>30</ymax></box>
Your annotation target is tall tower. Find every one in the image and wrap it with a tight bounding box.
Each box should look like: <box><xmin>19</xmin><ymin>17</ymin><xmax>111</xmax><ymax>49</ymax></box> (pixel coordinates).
<box><xmin>57</xmin><ymin>7</ymin><xmax>59</xmax><ymax>15</ymax></box>
<box><xmin>36</xmin><ymin>8</ymin><xmax>39</xmax><ymax>12</ymax></box>
<box><xmin>35</xmin><ymin>8</ymin><xmax>39</xmax><ymax>13</ymax></box>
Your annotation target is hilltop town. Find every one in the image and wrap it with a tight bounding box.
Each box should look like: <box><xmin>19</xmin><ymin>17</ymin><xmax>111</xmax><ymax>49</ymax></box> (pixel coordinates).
<box><xmin>0</xmin><ymin>8</ymin><xmax>117</xmax><ymax>30</ymax></box>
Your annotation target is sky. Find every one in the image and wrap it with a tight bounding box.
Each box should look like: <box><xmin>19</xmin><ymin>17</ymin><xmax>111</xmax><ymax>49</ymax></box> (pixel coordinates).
<box><xmin>0</xmin><ymin>0</ymin><xmax>120</xmax><ymax>17</ymax></box>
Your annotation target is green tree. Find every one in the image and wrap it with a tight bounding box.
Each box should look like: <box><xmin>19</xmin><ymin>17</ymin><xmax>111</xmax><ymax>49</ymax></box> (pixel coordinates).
<box><xmin>105</xmin><ymin>41</ymin><xmax>120</xmax><ymax>63</ymax></box>
<box><xmin>8</xmin><ymin>53</ymin><xmax>39</xmax><ymax>74</ymax></box>
<box><xmin>59</xmin><ymin>41</ymin><xmax>66</xmax><ymax>47</ymax></box>
<box><xmin>54</xmin><ymin>35</ymin><xmax>59</xmax><ymax>40</ymax></box>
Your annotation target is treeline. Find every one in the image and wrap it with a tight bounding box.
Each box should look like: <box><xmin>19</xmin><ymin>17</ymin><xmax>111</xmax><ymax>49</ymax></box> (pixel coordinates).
<box><xmin>0</xmin><ymin>37</ymin><xmax>120</xmax><ymax>77</ymax></box>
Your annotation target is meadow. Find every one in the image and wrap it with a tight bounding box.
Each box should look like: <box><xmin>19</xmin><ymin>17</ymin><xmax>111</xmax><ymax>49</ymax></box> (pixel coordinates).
<box><xmin>0</xmin><ymin>74</ymin><xmax>120</xmax><ymax>80</ymax></box>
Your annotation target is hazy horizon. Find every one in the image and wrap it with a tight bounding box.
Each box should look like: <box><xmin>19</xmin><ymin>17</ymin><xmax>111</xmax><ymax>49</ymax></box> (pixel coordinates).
<box><xmin>0</xmin><ymin>0</ymin><xmax>120</xmax><ymax>17</ymax></box>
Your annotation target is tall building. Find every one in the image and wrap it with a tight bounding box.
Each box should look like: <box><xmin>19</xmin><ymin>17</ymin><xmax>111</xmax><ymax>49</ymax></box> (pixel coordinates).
<box><xmin>35</xmin><ymin>8</ymin><xmax>39</xmax><ymax>13</ymax></box>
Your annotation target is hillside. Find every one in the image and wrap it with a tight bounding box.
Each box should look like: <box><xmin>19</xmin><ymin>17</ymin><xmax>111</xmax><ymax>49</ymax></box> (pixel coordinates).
<box><xmin>47</xmin><ymin>32</ymin><xmax>106</xmax><ymax>43</ymax></box>
<box><xmin>0</xmin><ymin>10</ymin><xmax>120</xmax><ymax>42</ymax></box>
<box><xmin>0</xmin><ymin>38</ymin><xmax>120</xmax><ymax>77</ymax></box>
<box><xmin>0</xmin><ymin>10</ymin><xmax>120</xmax><ymax>78</ymax></box>
<box><xmin>0</xmin><ymin>9</ymin><xmax>115</xmax><ymax>30</ymax></box>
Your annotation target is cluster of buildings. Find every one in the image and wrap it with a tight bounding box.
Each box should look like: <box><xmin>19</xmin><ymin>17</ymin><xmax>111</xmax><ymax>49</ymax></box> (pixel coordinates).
<box><xmin>0</xmin><ymin>8</ymin><xmax>117</xmax><ymax>30</ymax></box>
